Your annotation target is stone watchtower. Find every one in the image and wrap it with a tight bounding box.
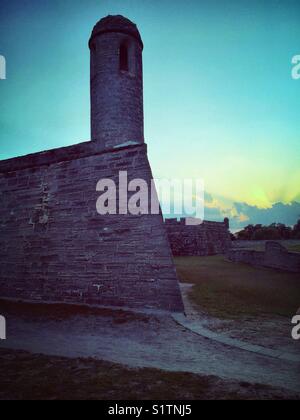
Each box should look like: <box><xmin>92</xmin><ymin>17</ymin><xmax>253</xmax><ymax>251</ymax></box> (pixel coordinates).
<box><xmin>89</xmin><ymin>15</ymin><xmax>144</xmax><ymax>149</ymax></box>
<box><xmin>0</xmin><ymin>15</ymin><xmax>184</xmax><ymax>313</ymax></box>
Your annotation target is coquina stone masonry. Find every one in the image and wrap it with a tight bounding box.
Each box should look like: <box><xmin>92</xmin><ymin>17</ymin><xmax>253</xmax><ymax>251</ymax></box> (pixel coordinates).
<box><xmin>227</xmin><ymin>241</ymin><xmax>300</xmax><ymax>273</ymax></box>
<box><xmin>165</xmin><ymin>218</ymin><xmax>232</xmax><ymax>256</ymax></box>
<box><xmin>0</xmin><ymin>16</ymin><xmax>184</xmax><ymax>313</ymax></box>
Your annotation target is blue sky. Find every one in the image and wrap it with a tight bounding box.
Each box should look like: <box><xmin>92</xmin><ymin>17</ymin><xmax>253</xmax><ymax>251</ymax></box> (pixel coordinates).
<box><xmin>0</xmin><ymin>0</ymin><xmax>300</xmax><ymax>229</ymax></box>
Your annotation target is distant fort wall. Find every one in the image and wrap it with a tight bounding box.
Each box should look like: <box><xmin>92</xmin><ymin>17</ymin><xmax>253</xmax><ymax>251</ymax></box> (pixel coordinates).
<box><xmin>227</xmin><ymin>241</ymin><xmax>300</xmax><ymax>273</ymax></box>
<box><xmin>164</xmin><ymin>218</ymin><xmax>232</xmax><ymax>256</ymax></box>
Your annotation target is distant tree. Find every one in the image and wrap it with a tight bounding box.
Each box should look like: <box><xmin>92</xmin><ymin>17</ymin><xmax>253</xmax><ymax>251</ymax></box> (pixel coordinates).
<box><xmin>237</xmin><ymin>222</ymin><xmax>293</xmax><ymax>240</ymax></box>
<box><xmin>293</xmin><ymin>219</ymin><xmax>300</xmax><ymax>239</ymax></box>
<box><xmin>236</xmin><ymin>224</ymin><xmax>255</xmax><ymax>240</ymax></box>
<box><xmin>276</xmin><ymin>223</ymin><xmax>292</xmax><ymax>239</ymax></box>
<box><xmin>230</xmin><ymin>233</ymin><xmax>236</xmax><ymax>241</ymax></box>
<box><xmin>253</xmin><ymin>227</ymin><xmax>280</xmax><ymax>240</ymax></box>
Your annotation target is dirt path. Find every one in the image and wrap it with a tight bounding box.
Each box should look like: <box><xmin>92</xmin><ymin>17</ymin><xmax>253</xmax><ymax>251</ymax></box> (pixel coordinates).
<box><xmin>180</xmin><ymin>283</ymin><xmax>300</xmax><ymax>357</ymax></box>
<box><xmin>0</xmin><ymin>308</ymin><xmax>299</xmax><ymax>394</ymax></box>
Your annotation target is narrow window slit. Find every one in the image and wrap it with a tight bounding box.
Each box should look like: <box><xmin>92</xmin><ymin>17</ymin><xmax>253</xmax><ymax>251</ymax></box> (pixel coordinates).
<box><xmin>120</xmin><ymin>43</ymin><xmax>129</xmax><ymax>72</ymax></box>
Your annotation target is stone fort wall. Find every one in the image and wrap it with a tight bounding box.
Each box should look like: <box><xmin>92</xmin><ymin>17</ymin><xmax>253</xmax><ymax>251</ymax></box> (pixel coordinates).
<box><xmin>0</xmin><ymin>141</ymin><xmax>184</xmax><ymax>312</ymax></box>
<box><xmin>165</xmin><ymin>218</ymin><xmax>232</xmax><ymax>256</ymax></box>
<box><xmin>227</xmin><ymin>241</ymin><xmax>300</xmax><ymax>273</ymax></box>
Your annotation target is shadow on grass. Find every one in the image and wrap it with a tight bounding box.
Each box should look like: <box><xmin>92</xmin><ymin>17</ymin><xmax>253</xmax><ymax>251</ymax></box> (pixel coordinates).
<box><xmin>0</xmin><ymin>349</ymin><xmax>298</xmax><ymax>400</ymax></box>
<box><xmin>0</xmin><ymin>299</ymin><xmax>150</xmax><ymax>324</ymax></box>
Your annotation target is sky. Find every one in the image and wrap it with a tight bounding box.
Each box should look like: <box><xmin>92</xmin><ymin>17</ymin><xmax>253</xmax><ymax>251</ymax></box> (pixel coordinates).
<box><xmin>0</xmin><ymin>0</ymin><xmax>300</xmax><ymax>229</ymax></box>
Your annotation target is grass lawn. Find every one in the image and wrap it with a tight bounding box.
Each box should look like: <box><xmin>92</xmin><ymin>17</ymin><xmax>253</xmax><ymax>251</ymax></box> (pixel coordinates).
<box><xmin>288</xmin><ymin>244</ymin><xmax>300</xmax><ymax>253</ymax></box>
<box><xmin>0</xmin><ymin>349</ymin><xmax>298</xmax><ymax>400</ymax></box>
<box><xmin>175</xmin><ymin>256</ymin><xmax>300</xmax><ymax>320</ymax></box>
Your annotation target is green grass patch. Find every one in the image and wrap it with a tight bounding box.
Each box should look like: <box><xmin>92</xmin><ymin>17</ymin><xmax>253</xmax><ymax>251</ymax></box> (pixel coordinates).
<box><xmin>175</xmin><ymin>256</ymin><xmax>300</xmax><ymax>319</ymax></box>
<box><xmin>288</xmin><ymin>244</ymin><xmax>300</xmax><ymax>253</ymax></box>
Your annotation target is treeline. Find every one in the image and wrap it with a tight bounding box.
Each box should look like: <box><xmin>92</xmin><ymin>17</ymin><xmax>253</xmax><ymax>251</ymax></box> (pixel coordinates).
<box><xmin>236</xmin><ymin>220</ymin><xmax>300</xmax><ymax>240</ymax></box>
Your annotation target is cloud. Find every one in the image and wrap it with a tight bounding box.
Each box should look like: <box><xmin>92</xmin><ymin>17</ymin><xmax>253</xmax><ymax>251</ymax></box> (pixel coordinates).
<box><xmin>233</xmin><ymin>201</ymin><xmax>300</xmax><ymax>227</ymax></box>
<box><xmin>237</xmin><ymin>213</ymin><xmax>249</xmax><ymax>223</ymax></box>
<box><xmin>203</xmin><ymin>197</ymin><xmax>300</xmax><ymax>231</ymax></box>
<box><xmin>162</xmin><ymin>189</ymin><xmax>300</xmax><ymax>232</ymax></box>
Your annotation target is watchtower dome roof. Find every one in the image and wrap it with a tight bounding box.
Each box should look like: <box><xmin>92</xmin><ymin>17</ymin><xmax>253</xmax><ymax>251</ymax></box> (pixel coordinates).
<box><xmin>89</xmin><ymin>15</ymin><xmax>143</xmax><ymax>49</ymax></box>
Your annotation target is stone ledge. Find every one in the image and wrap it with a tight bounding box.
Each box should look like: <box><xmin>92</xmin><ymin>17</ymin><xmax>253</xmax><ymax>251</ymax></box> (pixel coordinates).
<box><xmin>0</xmin><ymin>141</ymin><xmax>147</xmax><ymax>174</ymax></box>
